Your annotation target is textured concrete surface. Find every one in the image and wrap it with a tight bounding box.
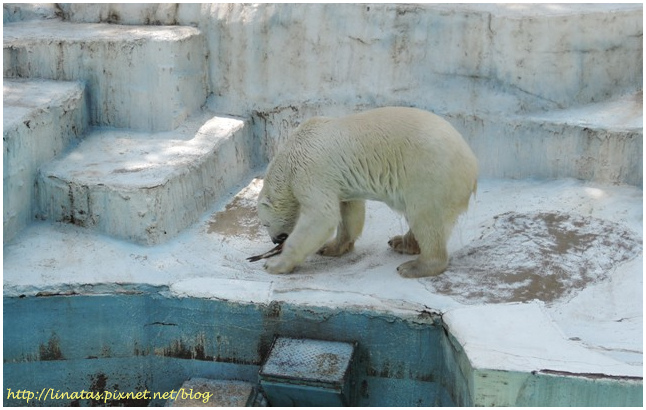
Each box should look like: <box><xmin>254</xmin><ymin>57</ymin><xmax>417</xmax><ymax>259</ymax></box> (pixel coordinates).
<box><xmin>3</xmin><ymin>20</ymin><xmax>207</xmax><ymax>131</ymax></box>
<box><xmin>36</xmin><ymin>112</ymin><xmax>254</xmax><ymax>244</ymax></box>
<box><xmin>3</xmin><ymin>78</ymin><xmax>87</xmax><ymax>243</ymax></box>
<box><xmin>2</xmin><ymin>3</ymin><xmax>642</xmax><ymax>406</ymax></box>
<box><xmin>5</xmin><ymin>178</ymin><xmax>642</xmax><ymax>377</ymax></box>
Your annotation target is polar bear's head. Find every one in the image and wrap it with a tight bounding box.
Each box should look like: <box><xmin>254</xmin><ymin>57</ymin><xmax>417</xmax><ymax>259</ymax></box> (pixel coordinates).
<box><xmin>257</xmin><ymin>182</ymin><xmax>299</xmax><ymax>245</ymax></box>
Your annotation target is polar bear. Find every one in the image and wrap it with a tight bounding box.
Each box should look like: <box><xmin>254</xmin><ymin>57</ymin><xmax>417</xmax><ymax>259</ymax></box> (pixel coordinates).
<box><xmin>257</xmin><ymin>107</ymin><xmax>478</xmax><ymax>278</ymax></box>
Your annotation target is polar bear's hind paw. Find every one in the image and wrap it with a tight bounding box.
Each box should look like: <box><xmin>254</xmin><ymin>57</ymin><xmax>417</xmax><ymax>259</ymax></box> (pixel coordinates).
<box><xmin>397</xmin><ymin>259</ymin><xmax>447</xmax><ymax>278</ymax></box>
<box><xmin>317</xmin><ymin>240</ymin><xmax>355</xmax><ymax>257</ymax></box>
<box><xmin>388</xmin><ymin>234</ymin><xmax>421</xmax><ymax>255</ymax></box>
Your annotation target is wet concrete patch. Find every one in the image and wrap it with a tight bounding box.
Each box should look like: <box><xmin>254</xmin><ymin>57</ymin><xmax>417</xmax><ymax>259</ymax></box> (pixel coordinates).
<box><xmin>206</xmin><ymin>178</ymin><xmax>263</xmax><ymax>240</ymax></box>
<box><xmin>427</xmin><ymin>211</ymin><xmax>642</xmax><ymax>304</ymax></box>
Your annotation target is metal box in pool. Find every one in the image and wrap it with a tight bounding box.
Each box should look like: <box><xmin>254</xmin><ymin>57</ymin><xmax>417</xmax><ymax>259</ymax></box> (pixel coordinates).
<box><xmin>259</xmin><ymin>337</ymin><xmax>357</xmax><ymax>406</ymax></box>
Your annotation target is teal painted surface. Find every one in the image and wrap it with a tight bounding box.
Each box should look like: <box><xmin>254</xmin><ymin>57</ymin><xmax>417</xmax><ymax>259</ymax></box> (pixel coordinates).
<box><xmin>514</xmin><ymin>371</ymin><xmax>643</xmax><ymax>407</ymax></box>
<box><xmin>259</xmin><ymin>381</ymin><xmax>347</xmax><ymax>407</ymax></box>
<box><xmin>4</xmin><ymin>358</ymin><xmax>154</xmax><ymax>406</ymax></box>
<box><xmin>5</xmin><ymin>293</ymin><xmax>641</xmax><ymax>406</ymax></box>
<box><xmin>4</xmin><ymin>294</ymin><xmax>149</xmax><ymax>362</ymax></box>
<box><xmin>4</xmin><ymin>293</ymin><xmax>448</xmax><ymax>406</ymax></box>
<box><xmin>4</xmin><ymin>357</ymin><xmax>260</xmax><ymax>406</ymax></box>
<box><xmin>359</xmin><ymin>377</ymin><xmax>454</xmax><ymax>407</ymax></box>
<box><xmin>438</xmin><ymin>324</ymin><xmax>474</xmax><ymax>406</ymax></box>
<box><xmin>438</xmin><ymin>321</ymin><xmax>643</xmax><ymax>407</ymax></box>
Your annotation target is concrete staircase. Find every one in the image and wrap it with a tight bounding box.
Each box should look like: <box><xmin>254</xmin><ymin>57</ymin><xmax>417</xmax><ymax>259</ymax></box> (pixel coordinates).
<box><xmin>35</xmin><ymin>114</ymin><xmax>252</xmax><ymax>245</ymax></box>
<box><xmin>4</xmin><ymin>5</ymin><xmax>642</xmax><ymax>246</ymax></box>
<box><xmin>4</xmin><ymin>20</ymin><xmax>207</xmax><ymax>131</ymax></box>
<box><xmin>163</xmin><ymin>337</ymin><xmax>356</xmax><ymax>406</ymax></box>
<box><xmin>3</xmin><ymin>17</ymin><xmax>255</xmax><ymax>245</ymax></box>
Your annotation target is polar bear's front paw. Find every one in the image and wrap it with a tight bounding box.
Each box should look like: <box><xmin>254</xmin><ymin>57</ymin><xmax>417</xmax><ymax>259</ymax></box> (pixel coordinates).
<box><xmin>264</xmin><ymin>256</ymin><xmax>296</xmax><ymax>275</ymax></box>
<box><xmin>317</xmin><ymin>240</ymin><xmax>354</xmax><ymax>257</ymax></box>
<box><xmin>397</xmin><ymin>259</ymin><xmax>447</xmax><ymax>278</ymax></box>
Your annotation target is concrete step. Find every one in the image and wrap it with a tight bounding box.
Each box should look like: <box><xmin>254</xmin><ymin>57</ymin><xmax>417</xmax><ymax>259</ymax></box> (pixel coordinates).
<box><xmin>165</xmin><ymin>378</ymin><xmax>263</xmax><ymax>407</ymax></box>
<box><xmin>449</xmin><ymin>91</ymin><xmax>644</xmax><ymax>186</ymax></box>
<box><xmin>3</xmin><ymin>78</ymin><xmax>88</xmax><ymax>244</ymax></box>
<box><xmin>253</xmin><ymin>91</ymin><xmax>643</xmax><ymax>187</ymax></box>
<box><xmin>35</xmin><ymin>112</ymin><xmax>254</xmax><ymax>245</ymax></box>
<box><xmin>3</xmin><ymin>20</ymin><xmax>207</xmax><ymax>132</ymax></box>
<box><xmin>3</xmin><ymin>3</ymin><xmax>60</xmax><ymax>23</ymax></box>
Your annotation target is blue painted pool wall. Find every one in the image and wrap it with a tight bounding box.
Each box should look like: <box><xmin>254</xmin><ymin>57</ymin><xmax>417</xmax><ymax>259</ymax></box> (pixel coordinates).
<box><xmin>4</xmin><ymin>293</ymin><xmax>451</xmax><ymax>406</ymax></box>
<box><xmin>437</xmin><ymin>319</ymin><xmax>643</xmax><ymax>407</ymax></box>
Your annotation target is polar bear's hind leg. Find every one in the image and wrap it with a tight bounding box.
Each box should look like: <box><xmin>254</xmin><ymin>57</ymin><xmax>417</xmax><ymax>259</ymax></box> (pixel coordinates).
<box><xmin>318</xmin><ymin>200</ymin><xmax>366</xmax><ymax>256</ymax></box>
<box><xmin>396</xmin><ymin>206</ymin><xmax>452</xmax><ymax>278</ymax></box>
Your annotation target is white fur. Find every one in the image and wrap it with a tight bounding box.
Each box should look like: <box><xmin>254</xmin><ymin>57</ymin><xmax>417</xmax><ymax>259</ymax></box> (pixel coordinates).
<box><xmin>257</xmin><ymin>107</ymin><xmax>478</xmax><ymax>277</ymax></box>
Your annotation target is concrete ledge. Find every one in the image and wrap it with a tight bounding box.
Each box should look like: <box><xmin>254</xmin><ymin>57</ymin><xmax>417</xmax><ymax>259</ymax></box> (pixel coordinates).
<box><xmin>248</xmin><ymin>94</ymin><xmax>643</xmax><ymax>186</ymax></box>
<box><xmin>35</xmin><ymin>113</ymin><xmax>254</xmax><ymax>245</ymax></box>
<box><xmin>449</xmin><ymin>92</ymin><xmax>643</xmax><ymax>186</ymax></box>
<box><xmin>3</xmin><ymin>3</ymin><xmax>60</xmax><ymax>23</ymax></box>
<box><xmin>442</xmin><ymin>303</ymin><xmax>642</xmax><ymax>406</ymax></box>
<box><xmin>3</xmin><ymin>20</ymin><xmax>207</xmax><ymax>131</ymax></box>
<box><xmin>3</xmin><ymin>78</ymin><xmax>88</xmax><ymax>244</ymax></box>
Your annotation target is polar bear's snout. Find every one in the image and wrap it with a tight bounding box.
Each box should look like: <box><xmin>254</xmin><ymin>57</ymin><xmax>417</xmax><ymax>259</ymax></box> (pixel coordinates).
<box><xmin>272</xmin><ymin>233</ymin><xmax>288</xmax><ymax>245</ymax></box>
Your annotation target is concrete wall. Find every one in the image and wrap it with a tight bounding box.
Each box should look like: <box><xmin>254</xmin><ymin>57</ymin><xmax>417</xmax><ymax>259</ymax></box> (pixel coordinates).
<box><xmin>4</xmin><ymin>3</ymin><xmax>642</xmax><ymax>185</ymax></box>
<box><xmin>42</xmin><ymin>3</ymin><xmax>642</xmax><ymax>185</ymax></box>
<box><xmin>5</xmin><ymin>293</ymin><xmax>641</xmax><ymax>406</ymax></box>
<box><xmin>3</xmin><ymin>294</ymin><xmax>450</xmax><ymax>406</ymax></box>
<box><xmin>54</xmin><ymin>3</ymin><xmax>643</xmax><ymax>117</ymax></box>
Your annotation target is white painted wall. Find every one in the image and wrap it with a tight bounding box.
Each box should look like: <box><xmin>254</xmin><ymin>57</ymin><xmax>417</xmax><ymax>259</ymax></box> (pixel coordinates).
<box><xmin>3</xmin><ymin>79</ymin><xmax>88</xmax><ymax>243</ymax></box>
<box><xmin>52</xmin><ymin>3</ymin><xmax>642</xmax><ymax>116</ymax></box>
<box><xmin>3</xmin><ymin>3</ymin><xmax>642</xmax><ymax>186</ymax></box>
